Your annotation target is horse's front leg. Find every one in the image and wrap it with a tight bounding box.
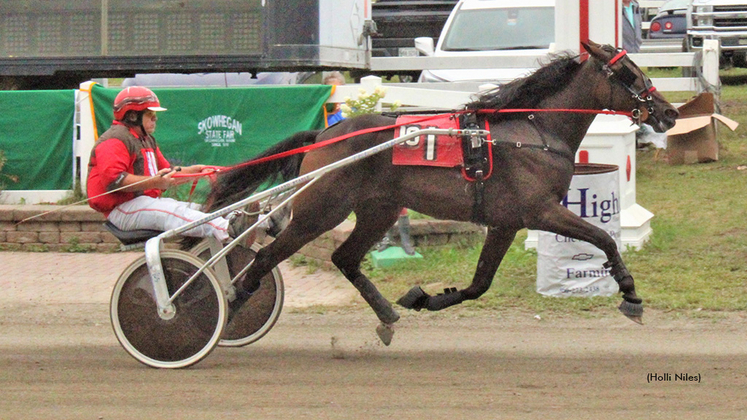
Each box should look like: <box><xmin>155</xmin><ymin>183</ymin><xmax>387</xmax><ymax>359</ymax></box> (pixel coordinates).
<box><xmin>530</xmin><ymin>204</ymin><xmax>643</xmax><ymax>324</ymax></box>
<box><xmin>397</xmin><ymin>227</ymin><xmax>517</xmax><ymax>311</ymax></box>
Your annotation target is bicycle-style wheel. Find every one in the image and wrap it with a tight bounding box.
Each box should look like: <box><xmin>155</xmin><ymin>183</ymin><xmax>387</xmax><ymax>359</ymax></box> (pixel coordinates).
<box><xmin>110</xmin><ymin>250</ymin><xmax>226</xmax><ymax>369</ymax></box>
<box><xmin>191</xmin><ymin>242</ymin><xmax>284</xmax><ymax>347</ymax></box>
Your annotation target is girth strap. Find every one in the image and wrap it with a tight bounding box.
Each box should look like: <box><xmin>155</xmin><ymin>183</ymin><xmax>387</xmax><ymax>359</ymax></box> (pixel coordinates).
<box><xmin>458</xmin><ymin>113</ymin><xmax>492</xmax><ymax>225</ymax></box>
<box><xmin>494</xmin><ymin>141</ymin><xmax>575</xmax><ymax>162</ymax></box>
<box><xmin>471</xmin><ymin>170</ymin><xmax>486</xmax><ymax>225</ymax></box>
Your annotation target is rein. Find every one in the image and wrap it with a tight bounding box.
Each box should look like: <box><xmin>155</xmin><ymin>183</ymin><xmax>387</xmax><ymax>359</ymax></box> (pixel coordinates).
<box><xmin>113</xmin><ymin>51</ymin><xmax>654</xmax><ymax>192</ymax></box>
<box><xmin>16</xmin><ymin>107</ymin><xmax>617</xmax><ymax>224</ymax></box>
<box><xmin>180</xmin><ymin>107</ymin><xmax>633</xmax><ymax>179</ymax></box>
<box><xmin>172</xmin><ymin>113</ymin><xmax>453</xmax><ymax>179</ymax></box>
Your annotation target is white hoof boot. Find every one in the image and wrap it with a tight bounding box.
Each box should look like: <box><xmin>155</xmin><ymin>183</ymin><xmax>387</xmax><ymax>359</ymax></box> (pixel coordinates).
<box><xmin>376</xmin><ymin>322</ymin><xmax>395</xmax><ymax>346</ymax></box>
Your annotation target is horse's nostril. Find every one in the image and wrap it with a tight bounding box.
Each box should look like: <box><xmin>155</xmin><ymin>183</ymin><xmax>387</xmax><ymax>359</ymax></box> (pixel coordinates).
<box><xmin>666</xmin><ymin>109</ymin><xmax>679</xmax><ymax>119</ymax></box>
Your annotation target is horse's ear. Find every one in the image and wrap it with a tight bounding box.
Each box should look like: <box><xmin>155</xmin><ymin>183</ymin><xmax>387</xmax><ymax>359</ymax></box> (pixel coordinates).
<box><xmin>581</xmin><ymin>40</ymin><xmax>606</xmax><ymax>60</ymax></box>
<box><xmin>581</xmin><ymin>40</ymin><xmax>610</xmax><ymax>61</ymax></box>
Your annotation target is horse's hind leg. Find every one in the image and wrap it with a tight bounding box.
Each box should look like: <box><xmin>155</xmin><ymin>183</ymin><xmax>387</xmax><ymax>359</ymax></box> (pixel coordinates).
<box><xmin>397</xmin><ymin>227</ymin><xmax>516</xmax><ymax>311</ymax></box>
<box><xmin>227</xmin><ymin>196</ymin><xmax>353</xmax><ymax>319</ymax></box>
<box><xmin>331</xmin><ymin>204</ymin><xmax>402</xmax><ymax>341</ymax></box>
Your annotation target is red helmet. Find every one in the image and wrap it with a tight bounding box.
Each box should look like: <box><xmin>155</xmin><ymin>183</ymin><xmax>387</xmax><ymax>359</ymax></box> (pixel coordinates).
<box><xmin>113</xmin><ymin>86</ymin><xmax>167</xmax><ymax>120</ymax></box>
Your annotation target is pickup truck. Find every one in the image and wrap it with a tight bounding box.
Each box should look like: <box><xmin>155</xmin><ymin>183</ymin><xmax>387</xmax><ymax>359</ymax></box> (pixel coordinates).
<box><xmin>363</xmin><ymin>0</ymin><xmax>458</xmax><ymax>80</ymax></box>
<box><xmin>416</xmin><ymin>0</ymin><xmax>555</xmax><ymax>84</ymax></box>
<box><xmin>686</xmin><ymin>0</ymin><xmax>747</xmax><ymax>67</ymax></box>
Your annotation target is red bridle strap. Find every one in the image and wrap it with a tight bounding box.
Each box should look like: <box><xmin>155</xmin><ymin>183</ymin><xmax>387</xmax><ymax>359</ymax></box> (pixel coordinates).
<box><xmin>642</xmin><ymin>85</ymin><xmax>657</xmax><ymax>97</ymax></box>
<box><xmin>605</xmin><ymin>49</ymin><xmax>657</xmax><ymax>100</ymax></box>
<box><xmin>608</xmin><ymin>50</ymin><xmax>628</xmax><ymax>66</ymax></box>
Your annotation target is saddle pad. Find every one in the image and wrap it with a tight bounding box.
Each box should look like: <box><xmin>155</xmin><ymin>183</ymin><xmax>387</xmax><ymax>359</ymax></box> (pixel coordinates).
<box><xmin>392</xmin><ymin>114</ymin><xmax>463</xmax><ymax>167</ymax></box>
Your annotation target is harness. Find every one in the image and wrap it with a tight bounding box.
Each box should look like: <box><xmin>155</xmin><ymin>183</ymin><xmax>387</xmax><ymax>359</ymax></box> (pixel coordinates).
<box><xmin>447</xmin><ymin>49</ymin><xmax>656</xmax><ymax>224</ymax></box>
<box><xmin>602</xmin><ymin>49</ymin><xmax>658</xmax><ymax>125</ymax></box>
<box><xmin>458</xmin><ymin>112</ymin><xmax>492</xmax><ymax>223</ymax></box>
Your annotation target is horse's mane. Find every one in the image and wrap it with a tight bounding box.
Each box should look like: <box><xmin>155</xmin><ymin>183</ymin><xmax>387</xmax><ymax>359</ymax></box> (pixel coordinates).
<box><xmin>465</xmin><ymin>52</ymin><xmax>583</xmax><ymax>120</ymax></box>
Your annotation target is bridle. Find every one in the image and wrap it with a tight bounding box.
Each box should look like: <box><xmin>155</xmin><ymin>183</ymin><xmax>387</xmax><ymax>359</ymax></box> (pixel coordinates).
<box><xmin>601</xmin><ymin>49</ymin><xmax>657</xmax><ymax>125</ymax></box>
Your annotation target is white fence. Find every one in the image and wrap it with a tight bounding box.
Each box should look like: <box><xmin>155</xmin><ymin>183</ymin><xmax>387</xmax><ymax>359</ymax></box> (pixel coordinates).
<box><xmin>2</xmin><ymin>41</ymin><xmax>719</xmax><ymax>213</ymax></box>
<box><xmin>357</xmin><ymin>40</ymin><xmax>720</xmax><ymax>107</ymax></box>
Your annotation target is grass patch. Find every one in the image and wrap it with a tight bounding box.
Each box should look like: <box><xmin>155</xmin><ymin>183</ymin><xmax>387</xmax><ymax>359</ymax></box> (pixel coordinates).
<box><xmin>60</xmin><ymin>237</ymin><xmax>96</xmax><ymax>253</ymax></box>
<box><xmin>55</xmin><ymin>182</ymin><xmax>87</xmax><ymax>206</ymax></box>
<box><xmin>367</xmin><ymin>232</ymin><xmax>620</xmax><ymax>317</ymax></box>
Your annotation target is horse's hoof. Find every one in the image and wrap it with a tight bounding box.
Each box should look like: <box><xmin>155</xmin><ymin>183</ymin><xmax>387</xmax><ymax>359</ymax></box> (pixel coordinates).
<box><xmin>618</xmin><ymin>300</ymin><xmax>644</xmax><ymax>325</ymax></box>
<box><xmin>396</xmin><ymin>286</ymin><xmax>428</xmax><ymax>311</ymax></box>
<box><xmin>376</xmin><ymin>322</ymin><xmax>395</xmax><ymax>346</ymax></box>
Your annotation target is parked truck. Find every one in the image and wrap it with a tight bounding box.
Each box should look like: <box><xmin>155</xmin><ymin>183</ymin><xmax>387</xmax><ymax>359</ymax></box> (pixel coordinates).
<box><xmin>0</xmin><ymin>0</ymin><xmax>372</xmax><ymax>89</ymax></box>
<box><xmin>686</xmin><ymin>0</ymin><xmax>747</xmax><ymax>67</ymax></box>
<box><xmin>371</xmin><ymin>0</ymin><xmax>457</xmax><ymax>57</ymax></box>
<box><xmin>356</xmin><ymin>0</ymin><xmax>457</xmax><ymax>81</ymax></box>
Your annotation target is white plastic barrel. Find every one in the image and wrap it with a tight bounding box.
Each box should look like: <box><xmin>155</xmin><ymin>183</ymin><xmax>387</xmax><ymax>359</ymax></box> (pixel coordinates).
<box><xmin>536</xmin><ymin>163</ymin><xmax>622</xmax><ymax>297</ymax></box>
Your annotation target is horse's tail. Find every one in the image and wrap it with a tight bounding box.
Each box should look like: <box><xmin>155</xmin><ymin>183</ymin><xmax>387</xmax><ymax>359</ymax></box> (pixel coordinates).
<box><xmin>206</xmin><ymin>129</ymin><xmax>321</xmax><ymax>210</ymax></box>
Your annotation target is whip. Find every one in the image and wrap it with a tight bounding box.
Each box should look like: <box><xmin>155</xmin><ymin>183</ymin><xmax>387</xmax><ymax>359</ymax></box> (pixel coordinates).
<box><xmin>15</xmin><ymin>169</ymin><xmax>184</xmax><ymax>225</ymax></box>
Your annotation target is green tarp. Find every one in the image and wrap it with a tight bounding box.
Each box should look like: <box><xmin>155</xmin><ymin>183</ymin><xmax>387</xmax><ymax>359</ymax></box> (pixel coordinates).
<box><xmin>0</xmin><ymin>90</ymin><xmax>74</xmax><ymax>190</ymax></box>
<box><xmin>0</xmin><ymin>84</ymin><xmax>331</xmax><ymax>193</ymax></box>
<box><xmin>91</xmin><ymin>84</ymin><xmax>332</xmax><ymax>168</ymax></box>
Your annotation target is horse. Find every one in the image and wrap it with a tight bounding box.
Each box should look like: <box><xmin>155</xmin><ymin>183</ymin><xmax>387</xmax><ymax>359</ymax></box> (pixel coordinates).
<box><xmin>203</xmin><ymin>41</ymin><xmax>678</xmax><ymax>343</ymax></box>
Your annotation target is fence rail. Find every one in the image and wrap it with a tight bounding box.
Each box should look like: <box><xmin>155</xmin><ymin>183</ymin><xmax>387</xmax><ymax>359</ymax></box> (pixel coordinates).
<box><xmin>0</xmin><ymin>41</ymin><xmax>720</xmax><ymax>205</ymax></box>
<box><xmin>338</xmin><ymin>39</ymin><xmax>720</xmax><ymax>110</ymax></box>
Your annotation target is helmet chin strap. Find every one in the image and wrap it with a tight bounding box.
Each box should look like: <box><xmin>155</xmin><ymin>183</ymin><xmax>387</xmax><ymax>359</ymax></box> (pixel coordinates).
<box><xmin>124</xmin><ymin>110</ymin><xmax>143</xmax><ymax>125</ymax></box>
<box><xmin>121</xmin><ymin>110</ymin><xmax>147</xmax><ymax>135</ymax></box>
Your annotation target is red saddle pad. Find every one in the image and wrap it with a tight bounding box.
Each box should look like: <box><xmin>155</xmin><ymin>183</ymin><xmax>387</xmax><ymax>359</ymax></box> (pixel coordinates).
<box><xmin>392</xmin><ymin>114</ymin><xmax>463</xmax><ymax>167</ymax></box>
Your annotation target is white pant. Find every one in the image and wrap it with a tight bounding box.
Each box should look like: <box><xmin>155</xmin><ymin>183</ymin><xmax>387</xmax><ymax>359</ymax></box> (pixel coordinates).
<box><xmin>108</xmin><ymin>196</ymin><xmax>230</xmax><ymax>241</ymax></box>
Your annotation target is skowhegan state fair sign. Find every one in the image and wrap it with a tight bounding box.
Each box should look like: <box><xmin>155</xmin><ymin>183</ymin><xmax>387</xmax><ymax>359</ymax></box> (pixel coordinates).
<box><xmin>91</xmin><ymin>84</ymin><xmax>332</xmax><ymax>168</ymax></box>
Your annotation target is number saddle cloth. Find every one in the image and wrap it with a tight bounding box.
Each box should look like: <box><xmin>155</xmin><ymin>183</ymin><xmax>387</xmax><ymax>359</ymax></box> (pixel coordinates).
<box><xmin>392</xmin><ymin>113</ymin><xmax>493</xmax><ymax>182</ymax></box>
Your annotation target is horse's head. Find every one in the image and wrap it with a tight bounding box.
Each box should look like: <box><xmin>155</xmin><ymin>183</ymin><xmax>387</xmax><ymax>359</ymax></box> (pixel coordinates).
<box><xmin>582</xmin><ymin>40</ymin><xmax>678</xmax><ymax>133</ymax></box>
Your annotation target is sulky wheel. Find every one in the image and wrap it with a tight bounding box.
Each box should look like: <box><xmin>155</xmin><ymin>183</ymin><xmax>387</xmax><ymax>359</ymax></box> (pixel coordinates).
<box><xmin>191</xmin><ymin>242</ymin><xmax>284</xmax><ymax>347</ymax></box>
<box><xmin>110</xmin><ymin>250</ymin><xmax>226</xmax><ymax>369</ymax></box>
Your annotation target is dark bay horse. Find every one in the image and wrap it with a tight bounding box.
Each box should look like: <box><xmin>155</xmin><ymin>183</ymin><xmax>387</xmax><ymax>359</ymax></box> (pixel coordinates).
<box><xmin>206</xmin><ymin>41</ymin><xmax>678</xmax><ymax>341</ymax></box>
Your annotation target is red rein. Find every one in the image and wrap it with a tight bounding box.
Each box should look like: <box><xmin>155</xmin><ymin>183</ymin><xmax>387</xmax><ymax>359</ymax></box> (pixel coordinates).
<box><xmin>176</xmin><ymin>50</ymin><xmax>648</xmax><ymax>180</ymax></box>
<box><xmin>173</xmin><ymin>108</ymin><xmax>635</xmax><ymax>180</ymax></box>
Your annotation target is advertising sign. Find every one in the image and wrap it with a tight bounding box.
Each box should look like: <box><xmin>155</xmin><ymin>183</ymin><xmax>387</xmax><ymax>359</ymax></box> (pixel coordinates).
<box><xmin>536</xmin><ymin>163</ymin><xmax>622</xmax><ymax>297</ymax></box>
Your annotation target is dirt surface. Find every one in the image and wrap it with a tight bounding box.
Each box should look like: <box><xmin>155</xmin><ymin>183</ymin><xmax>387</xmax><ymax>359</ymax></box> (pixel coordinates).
<box><xmin>1</xmin><ymin>302</ymin><xmax>746</xmax><ymax>419</ymax></box>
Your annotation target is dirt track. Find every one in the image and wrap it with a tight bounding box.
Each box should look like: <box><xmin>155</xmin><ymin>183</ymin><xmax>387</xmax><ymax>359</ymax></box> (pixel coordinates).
<box><xmin>1</xmin><ymin>303</ymin><xmax>746</xmax><ymax>419</ymax></box>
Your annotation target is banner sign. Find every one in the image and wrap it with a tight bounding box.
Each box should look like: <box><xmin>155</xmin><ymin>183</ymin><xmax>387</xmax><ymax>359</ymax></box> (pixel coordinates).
<box><xmin>91</xmin><ymin>84</ymin><xmax>332</xmax><ymax>168</ymax></box>
<box><xmin>0</xmin><ymin>90</ymin><xmax>74</xmax><ymax>190</ymax></box>
<box><xmin>536</xmin><ymin>164</ymin><xmax>622</xmax><ymax>297</ymax></box>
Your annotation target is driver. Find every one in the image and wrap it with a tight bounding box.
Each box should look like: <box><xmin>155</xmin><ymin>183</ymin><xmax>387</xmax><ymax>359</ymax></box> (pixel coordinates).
<box><xmin>86</xmin><ymin>86</ymin><xmax>250</xmax><ymax>242</ymax></box>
